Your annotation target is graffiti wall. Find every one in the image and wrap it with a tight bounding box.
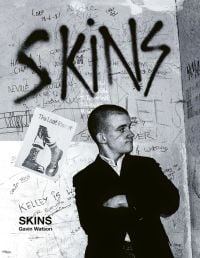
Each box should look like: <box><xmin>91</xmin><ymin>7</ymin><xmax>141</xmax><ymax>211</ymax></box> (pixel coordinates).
<box><xmin>0</xmin><ymin>0</ymin><xmax>190</xmax><ymax>257</ymax></box>
<box><xmin>177</xmin><ymin>0</ymin><xmax>200</xmax><ymax>257</ymax></box>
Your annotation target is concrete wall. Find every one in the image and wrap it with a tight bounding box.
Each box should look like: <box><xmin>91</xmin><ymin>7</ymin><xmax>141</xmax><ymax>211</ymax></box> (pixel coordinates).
<box><xmin>177</xmin><ymin>0</ymin><xmax>200</xmax><ymax>257</ymax></box>
<box><xmin>0</xmin><ymin>1</ymin><xmax>190</xmax><ymax>257</ymax></box>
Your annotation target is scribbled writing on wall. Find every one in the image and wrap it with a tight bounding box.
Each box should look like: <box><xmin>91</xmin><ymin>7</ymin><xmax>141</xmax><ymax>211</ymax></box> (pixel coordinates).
<box><xmin>185</xmin><ymin>60</ymin><xmax>200</xmax><ymax>118</ymax></box>
<box><xmin>14</xmin><ymin>18</ymin><xmax>170</xmax><ymax>103</ymax></box>
<box><xmin>0</xmin><ymin>110</ymin><xmax>32</xmax><ymax>134</ymax></box>
<box><xmin>186</xmin><ymin>59</ymin><xmax>200</xmax><ymax>81</ymax></box>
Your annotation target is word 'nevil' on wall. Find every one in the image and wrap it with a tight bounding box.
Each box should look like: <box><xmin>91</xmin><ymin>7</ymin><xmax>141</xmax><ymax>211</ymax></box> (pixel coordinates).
<box><xmin>14</xmin><ymin>18</ymin><xmax>170</xmax><ymax>104</ymax></box>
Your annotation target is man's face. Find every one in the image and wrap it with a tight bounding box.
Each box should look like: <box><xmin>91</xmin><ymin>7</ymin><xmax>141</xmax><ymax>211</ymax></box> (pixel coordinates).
<box><xmin>103</xmin><ymin>113</ymin><xmax>133</xmax><ymax>156</ymax></box>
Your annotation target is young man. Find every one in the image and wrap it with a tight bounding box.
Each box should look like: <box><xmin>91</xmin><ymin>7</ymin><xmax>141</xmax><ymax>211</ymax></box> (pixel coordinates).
<box><xmin>73</xmin><ymin>104</ymin><xmax>180</xmax><ymax>258</ymax></box>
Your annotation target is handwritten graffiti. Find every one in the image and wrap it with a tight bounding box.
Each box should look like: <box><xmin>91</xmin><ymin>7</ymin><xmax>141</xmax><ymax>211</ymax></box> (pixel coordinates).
<box><xmin>14</xmin><ymin>18</ymin><xmax>170</xmax><ymax>103</ymax></box>
<box><xmin>186</xmin><ymin>59</ymin><xmax>200</xmax><ymax>80</ymax></box>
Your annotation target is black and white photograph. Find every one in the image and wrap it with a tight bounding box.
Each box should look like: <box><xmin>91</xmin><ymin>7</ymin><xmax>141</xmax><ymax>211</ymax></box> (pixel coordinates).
<box><xmin>22</xmin><ymin>124</ymin><xmax>64</xmax><ymax>176</ymax></box>
<box><xmin>0</xmin><ymin>0</ymin><xmax>199</xmax><ymax>257</ymax></box>
<box><xmin>73</xmin><ymin>104</ymin><xmax>180</xmax><ymax>258</ymax></box>
<box><xmin>15</xmin><ymin>107</ymin><xmax>77</xmax><ymax>180</ymax></box>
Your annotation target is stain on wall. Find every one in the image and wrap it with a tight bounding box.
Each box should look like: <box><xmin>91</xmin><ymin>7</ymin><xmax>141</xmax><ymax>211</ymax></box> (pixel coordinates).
<box><xmin>177</xmin><ymin>0</ymin><xmax>200</xmax><ymax>257</ymax></box>
<box><xmin>0</xmin><ymin>0</ymin><xmax>190</xmax><ymax>257</ymax></box>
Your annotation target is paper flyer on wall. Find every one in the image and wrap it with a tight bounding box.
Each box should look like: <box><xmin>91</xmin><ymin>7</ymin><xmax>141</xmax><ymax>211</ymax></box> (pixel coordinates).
<box><xmin>15</xmin><ymin>108</ymin><xmax>77</xmax><ymax>180</ymax></box>
<box><xmin>0</xmin><ymin>0</ymin><xmax>199</xmax><ymax>257</ymax></box>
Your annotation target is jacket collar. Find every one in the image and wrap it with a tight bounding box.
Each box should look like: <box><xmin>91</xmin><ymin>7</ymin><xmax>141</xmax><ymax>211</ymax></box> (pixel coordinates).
<box><xmin>94</xmin><ymin>154</ymin><xmax>131</xmax><ymax>177</ymax></box>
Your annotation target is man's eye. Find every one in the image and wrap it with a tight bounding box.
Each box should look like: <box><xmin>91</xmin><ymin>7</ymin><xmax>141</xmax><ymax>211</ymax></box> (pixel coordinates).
<box><xmin>119</xmin><ymin>128</ymin><xmax>126</xmax><ymax>133</ymax></box>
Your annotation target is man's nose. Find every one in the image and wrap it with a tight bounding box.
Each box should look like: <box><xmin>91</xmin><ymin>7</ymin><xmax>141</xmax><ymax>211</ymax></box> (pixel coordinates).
<box><xmin>127</xmin><ymin>129</ymin><xmax>134</xmax><ymax>138</ymax></box>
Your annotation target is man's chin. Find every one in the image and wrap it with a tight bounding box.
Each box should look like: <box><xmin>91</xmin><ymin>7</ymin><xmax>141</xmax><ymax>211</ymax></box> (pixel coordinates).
<box><xmin>124</xmin><ymin>146</ymin><xmax>133</xmax><ymax>153</ymax></box>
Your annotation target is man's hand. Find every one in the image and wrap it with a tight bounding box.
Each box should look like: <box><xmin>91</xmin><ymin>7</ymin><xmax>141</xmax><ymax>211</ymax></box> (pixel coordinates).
<box><xmin>103</xmin><ymin>195</ymin><xmax>128</xmax><ymax>208</ymax></box>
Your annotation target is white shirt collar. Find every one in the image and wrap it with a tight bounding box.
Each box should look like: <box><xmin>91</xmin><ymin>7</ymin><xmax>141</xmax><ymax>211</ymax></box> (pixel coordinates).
<box><xmin>99</xmin><ymin>154</ymin><xmax>125</xmax><ymax>175</ymax></box>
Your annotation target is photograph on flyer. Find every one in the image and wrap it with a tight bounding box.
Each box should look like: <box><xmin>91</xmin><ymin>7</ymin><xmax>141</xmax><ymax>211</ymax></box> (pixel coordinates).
<box><xmin>15</xmin><ymin>108</ymin><xmax>76</xmax><ymax>180</ymax></box>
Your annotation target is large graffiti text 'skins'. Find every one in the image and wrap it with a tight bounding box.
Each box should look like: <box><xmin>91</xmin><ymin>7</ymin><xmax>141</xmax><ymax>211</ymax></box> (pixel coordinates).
<box><xmin>14</xmin><ymin>18</ymin><xmax>170</xmax><ymax>104</ymax></box>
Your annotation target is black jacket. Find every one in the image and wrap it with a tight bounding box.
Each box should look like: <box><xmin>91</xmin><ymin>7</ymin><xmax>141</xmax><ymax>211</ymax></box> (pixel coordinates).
<box><xmin>73</xmin><ymin>155</ymin><xmax>180</xmax><ymax>258</ymax></box>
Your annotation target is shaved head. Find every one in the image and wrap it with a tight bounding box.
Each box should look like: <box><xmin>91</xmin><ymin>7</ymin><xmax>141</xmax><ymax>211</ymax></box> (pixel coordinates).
<box><xmin>87</xmin><ymin>105</ymin><xmax>128</xmax><ymax>143</ymax></box>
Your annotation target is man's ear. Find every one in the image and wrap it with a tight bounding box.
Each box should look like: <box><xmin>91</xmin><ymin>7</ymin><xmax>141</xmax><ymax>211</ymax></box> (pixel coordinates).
<box><xmin>96</xmin><ymin>132</ymin><xmax>107</xmax><ymax>144</ymax></box>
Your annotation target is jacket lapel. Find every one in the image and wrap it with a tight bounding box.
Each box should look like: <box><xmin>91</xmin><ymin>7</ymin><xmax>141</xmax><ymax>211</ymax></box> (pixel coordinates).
<box><xmin>94</xmin><ymin>155</ymin><xmax>121</xmax><ymax>179</ymax></box>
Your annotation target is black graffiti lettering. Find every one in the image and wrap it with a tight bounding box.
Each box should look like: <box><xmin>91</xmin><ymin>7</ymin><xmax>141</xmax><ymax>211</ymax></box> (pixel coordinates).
<box><xmin>91</xmin><ymin>35</ymin><xmax>98</xmax><ymax>93</ymax></box>
<box><xmin>14</xmin><ymin>19</ymin><xmax>170</xmax><ymax>103</ymax></box>
<box><xmin>141</xmin><ymin>21</ymin><xmax>170</xmax><ymax>97</ymax></box>
<box><xmin>129</xmin><ymin>18</ymin><xmax>141</xmax><ymax>82</ymax></box>
<box><xmin>60</xmin><ymin>25</ymin><xmax>94</xmax><ymax>100</ymax></box>
<box><xmin>87</xmin><ymin>18</ymin><xmax>98</xmax><ymax>93</ymax></box>
<box><xmin>99</xmin><ymin>25</ymin><xmax>140</xmax><ymax>91</ymax></box>
<box><xmin>60</xmin><ymin>25</ymin><xmax>68</xmax><ymax>100</ymax></box>
<box><xmin>14</xmin><ymin>30</ymin><xmax>51</xmax><ymax>103</ymax></box>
